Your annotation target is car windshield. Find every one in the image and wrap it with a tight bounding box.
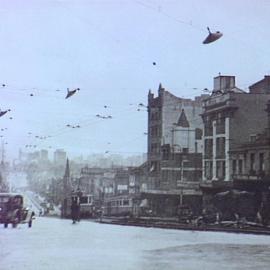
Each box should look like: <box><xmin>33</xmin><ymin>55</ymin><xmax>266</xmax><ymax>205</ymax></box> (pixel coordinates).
<box><xmin>0</xmin><ymin>196</ymin><xmax>10</xmax><ymax>203</ymax></box>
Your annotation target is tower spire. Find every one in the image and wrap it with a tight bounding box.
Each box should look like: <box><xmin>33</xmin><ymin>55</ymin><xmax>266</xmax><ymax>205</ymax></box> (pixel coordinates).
<box><xmin>64</xmin><ymin>158</ymin><xmax>70</xmax><ymax>178</ymax></box>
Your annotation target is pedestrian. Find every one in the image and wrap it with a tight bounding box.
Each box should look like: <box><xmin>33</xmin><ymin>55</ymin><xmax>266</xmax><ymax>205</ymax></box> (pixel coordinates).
<box><xmin>71</xmin><ymin>196</ymin><xmax>80</xmax><ymax>224</ymax></box>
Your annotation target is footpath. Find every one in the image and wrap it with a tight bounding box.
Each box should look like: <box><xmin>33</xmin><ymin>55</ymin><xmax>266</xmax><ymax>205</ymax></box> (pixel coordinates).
<box><xmin>98</xmin><ymin>216</ymin><xmax>270</xmax><ymax>236</ymax></box>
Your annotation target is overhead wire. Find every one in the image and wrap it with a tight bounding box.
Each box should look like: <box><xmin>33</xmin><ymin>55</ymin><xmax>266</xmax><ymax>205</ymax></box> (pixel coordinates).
<box><xmin>4</xmin><ymin>1</ymin><xmax>260</xmax><ymax>156</ymax></box>
<box><xmin>132</xmin><ymin>0</ymin><xmax>205</xmax><ymax>33</ymax></box>
<box><xmin>23</xmin><ymin>102</ymin><xmax>148</xmax><ymax>151</ymax></box>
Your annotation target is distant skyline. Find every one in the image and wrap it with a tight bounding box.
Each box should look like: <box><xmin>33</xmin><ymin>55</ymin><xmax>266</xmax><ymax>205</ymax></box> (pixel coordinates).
<box><xmin>0</xmin><ymin>0</ymin><xmax>270</xmax><ymax>160</ymax></box>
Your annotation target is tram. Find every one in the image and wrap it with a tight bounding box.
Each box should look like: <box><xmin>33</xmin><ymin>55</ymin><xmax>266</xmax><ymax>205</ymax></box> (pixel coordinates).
<box><xmin>103</xmin><ymin>195</ymin><xmax>134</xmax><ymax>216</ymax></box>
<box><xmin>65</xmin><ymin>194</ymin><xmax>95</xmax><ymax>218</ymax></box>
<box><xmin>79</xmin><ymin>194</ymin><xmax>95</xmax><ymax>218</ymax></box>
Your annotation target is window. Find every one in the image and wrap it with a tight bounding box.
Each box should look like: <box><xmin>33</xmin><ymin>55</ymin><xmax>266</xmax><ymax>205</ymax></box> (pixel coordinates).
<box><xmin>205</xmin><ymin>161</ymin><xmax>213</xmax><ymax>180</ymax></box>
<box><xmin>216</xmin><ymin>137</ymin><xmax>225</xmax><ymax>158</ymax></box>
<box><xmin>195</xmin><ymin>142</ymin><xmax>198</xmax><ymax>153</ymax></box>
<box><xmin>205</xmin><ymin>122</ymin><xmax>213</xmax><ymax>136</ymax></box>
<box><xmin>250</xmin><ymin>153</ymin><xmax>255</xmax><ymax>171</ymax></box>
<box><xmin>195</xmin><ymin>128</ymin><xmax>202</xmax><ymax>139</ymax></box>
<box><xmin>80</xmin><ymin>196</ymin><xmax>88</xmax><ymax>204</ymax></box>
<box><xmin>216</xmin><ymin>113</ymin><xmax>225</xmax><ymax>134</ymax></box>
<box><xmin>216</xmin><ymin>161</ymin><xmax>225</xmax><ymax>180</ymax></box>
<box><xmin>123</xmin><ymin>200</ymin><xmax>129</xmax><ymax>206</ymax></box>
<box><xmin>204</xmin><ymin>139</ymin><xmax>213</xmax><ymax>158</ymax></box>
<box><xmin>238</xmin><ymin>160</ymin><xmax>243</xmax><ymax>174</ymax></box>
<box><xmin>161</xmin><ymin>144</ymin><xmax>170</xmax><ymax>160</ymax></box>
<box><xmin>232</xmin><ymin>160</ymin><xmax>237</xmax><ymax>175</ymax></box>
<box><xmin>0</xmin><ymin>196</ymin><xmax>9</xmax><ymax>203</ymax></box>
<box><xmin>151</xmin><ymin>143</ymin><xmax>160</xmax><ymax>154</ymax></box>
<box><xmin>259</xmin><ymin>153</ymin><xmax>265</xmax><ymax>172</ymax></box>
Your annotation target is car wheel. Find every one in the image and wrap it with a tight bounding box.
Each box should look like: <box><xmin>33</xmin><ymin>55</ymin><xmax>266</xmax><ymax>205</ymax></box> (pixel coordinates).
<box><xmin>28</xmin><ymin>219</ymin><xmax>32</xmax><ymax>228</ymax></box>
<box><xmin>4</xmin><ymin>223</ymin><xmax>8</xmax><ymax>228</ymax></box>
<box><xmin>12</xmin><ymin>222</ymin><xmax>17</xmax><ymax>228</ymax></box>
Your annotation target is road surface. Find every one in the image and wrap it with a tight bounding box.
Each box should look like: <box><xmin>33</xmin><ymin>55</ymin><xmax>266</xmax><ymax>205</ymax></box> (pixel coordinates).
<box><xmin>1</xmin><ymin>217</ymin><xmax>270</xmax><ymax>270</ymax></box>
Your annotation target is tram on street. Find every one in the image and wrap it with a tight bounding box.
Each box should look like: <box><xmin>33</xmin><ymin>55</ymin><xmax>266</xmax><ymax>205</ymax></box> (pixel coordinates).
<box><xmin>65</xmin><ymin>193</ymin><xmax>95</xmax><ymax>218</ymax></box>
<box><xmin>103</xmin><ymin>195</ymin><xmax>134</xmax><ymax>216</ymax></box>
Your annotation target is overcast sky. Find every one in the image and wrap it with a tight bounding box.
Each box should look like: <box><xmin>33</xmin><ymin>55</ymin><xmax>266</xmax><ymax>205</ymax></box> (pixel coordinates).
<box><xmin>0</xmin><ymin>0</ymin><xmax>270</xmax><ymax>160</ymax></box>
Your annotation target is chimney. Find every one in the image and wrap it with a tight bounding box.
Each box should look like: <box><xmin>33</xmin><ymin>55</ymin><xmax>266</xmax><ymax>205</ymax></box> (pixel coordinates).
<box><xmin>213</xmin><ymin>75</ymin><xmax>235</xmax><ymax>92</ymax></box>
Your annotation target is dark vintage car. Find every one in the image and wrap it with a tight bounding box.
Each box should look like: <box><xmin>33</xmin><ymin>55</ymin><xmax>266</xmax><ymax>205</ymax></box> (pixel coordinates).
<box><xmin>0</xmin><ymin>193</ymin><xmax>35</xmax><ymax>228</ymax></box>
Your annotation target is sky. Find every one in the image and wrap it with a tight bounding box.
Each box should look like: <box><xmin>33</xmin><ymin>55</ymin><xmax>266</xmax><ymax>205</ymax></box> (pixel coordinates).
<box><xmin>0</xmin><ymin>0</ymin><xmax>270</xmax><ymax>160</ymax></box>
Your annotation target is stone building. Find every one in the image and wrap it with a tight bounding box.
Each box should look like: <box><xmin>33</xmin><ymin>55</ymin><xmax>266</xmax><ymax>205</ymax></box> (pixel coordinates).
<box><xmin>201</xmin><ymin>75</ymin><xmax>270</xmax><ymax>183</ymax></box>
<box><xmin>229</xmin><ymin>100</ymin><xmax>270</xmax><ymax>222</ymax></box>
<box><xmin>200</xmin><ymin>75</ymin><xmax>270</xmax><ymax>221</ymax></box>
<box><xmin>145</xmin><ymin>83</ymin><xmax>207</xmax><ymax>216</ymax></box>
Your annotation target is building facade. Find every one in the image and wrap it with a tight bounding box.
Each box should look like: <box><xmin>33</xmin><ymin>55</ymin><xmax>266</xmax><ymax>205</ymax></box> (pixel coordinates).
<box><xmin>54</xmin><ymin>149</ymin><xmax>67</xmax><ymax>165</ymax></box>
<box><xmin>200</xmin><ymin>75</ymin><xmax>270</xmax><ymax>222</ymax></box>
<box><xmin>146</xmin><ymin>84</ymin><xmax>207</xmax><ymax>216</ymax></box>
<box><xmin>201</xmin><ymin>75</ymin><xmax>270</xmax><ymax>183</ymax></box>
<box><xmin>229</xmin><ymin>100</ymin><xmax>270</xmax><ymax>223</ymax></box>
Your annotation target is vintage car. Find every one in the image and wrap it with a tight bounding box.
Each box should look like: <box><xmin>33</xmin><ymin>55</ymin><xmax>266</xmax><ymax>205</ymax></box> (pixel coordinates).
<box><xmin>0</xmin><ymin>193</ymin><xmax>35</xmax><ymax>228</ymax></box>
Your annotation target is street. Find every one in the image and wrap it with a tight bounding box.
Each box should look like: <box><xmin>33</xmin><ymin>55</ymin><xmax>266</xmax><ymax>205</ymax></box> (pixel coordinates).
<box><xmin>1</xmin><ymin>217</ymin><xmax>270</xmax><ymax>270</ymax></box>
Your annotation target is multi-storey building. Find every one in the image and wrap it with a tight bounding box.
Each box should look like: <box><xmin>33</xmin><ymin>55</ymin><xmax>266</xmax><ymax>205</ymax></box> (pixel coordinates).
<box><xmin>200</xmin><ymin>75</ymin><xmax>270</xmax><ymax>220</ymax></box>
<box><xmin>201</xmin><ymin>75</ymin><xmax>270</xmax><ymax>183</ymax></box>
<box><xmin>145</xmin><ymin>84</ymin><xmax>207</xmax><ymax>216</ymax></box>
<box><xmin>229</xmin><ymin>101</ymin><xmax>270</xmax><ymax>222</ymax></box>
<box><xmin>53</xmin><ymin>149</ymin><xmax>67</xmax><ymax>165</ymax></box>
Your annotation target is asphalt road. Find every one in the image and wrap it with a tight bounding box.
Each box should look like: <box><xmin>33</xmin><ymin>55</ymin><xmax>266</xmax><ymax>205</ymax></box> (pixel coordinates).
<box><xmin>1</xmin><ymin>217</ymin><xmax>270</xmax><ymax>270</ymax></box>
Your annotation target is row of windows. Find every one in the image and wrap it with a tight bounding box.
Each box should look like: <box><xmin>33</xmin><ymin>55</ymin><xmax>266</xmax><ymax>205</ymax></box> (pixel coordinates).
<box><xmin>162</xmin><ymin>169</ymin><xmax>201</xmax><ymax>182</ymax></box>
<box><xmin>232</xmin><ymin>152</ymin><xmax>266</xmax><ymax>174</ymax></box>
<box><xmin>107</xmin><ymin>199</ymin><xmax>131</xmax><ymax>207</ymax></box>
